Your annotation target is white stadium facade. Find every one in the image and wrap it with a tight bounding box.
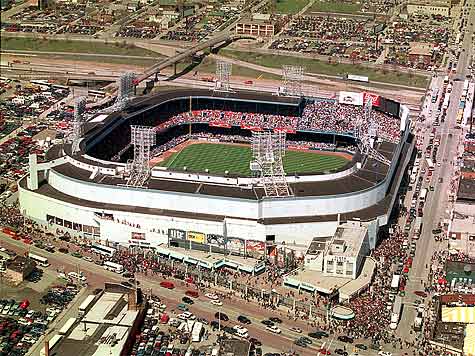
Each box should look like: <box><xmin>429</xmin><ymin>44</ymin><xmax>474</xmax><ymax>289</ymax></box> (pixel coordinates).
<box><xmin>19</xmin><ymin>88</ymin><xmax>414</xmax><ymax>257</ymax></box>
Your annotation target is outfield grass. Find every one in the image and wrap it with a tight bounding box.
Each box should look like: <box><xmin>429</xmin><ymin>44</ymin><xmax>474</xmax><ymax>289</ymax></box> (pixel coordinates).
<box><xmin>308</xmin><ymin>0</ymin><xmax>362</xmax><ymax>14</ymax></box>
<box><xmin>1</xmin><ymin>37</ymin><xmax>158</xmax><ymax>57</ymax></box>
<box><xmin>220</xmin><ymin>49</ymin><xmax>429</xmax><ymax>88</ymax></box>
<box><xmin>275</xmin><ymin>0</ymin><xmax>311</xmax><ymax>14</ymax></box>
<box><xmin>159</xmin><ymin>143</ymin><xmax>349</xmax><ymax>176</ymax></box>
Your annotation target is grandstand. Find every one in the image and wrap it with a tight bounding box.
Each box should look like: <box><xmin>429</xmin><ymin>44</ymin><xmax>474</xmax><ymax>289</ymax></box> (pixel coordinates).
<box><xmin>19</xmin><ymin>88</ymin><xmax>413</xmax><ymax>252</ymax></box>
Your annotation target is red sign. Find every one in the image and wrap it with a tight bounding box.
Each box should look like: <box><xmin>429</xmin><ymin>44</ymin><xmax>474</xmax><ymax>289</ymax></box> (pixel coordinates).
<box><xmin>363</xmin><ymin>92</ymin><xmax>381</xmax><ymax>107</ymax></box>
<box><xmin>274</xmin><ymin>128</ymin><xmax>296</xmax><ymax>134</ymax></box>
<box><xmin>287</xmin><ymin>145</ymin><xmax>309</xmax><ymax>150</ymax></box>
<box><xmin>209</xmin><ymin>121</ymin><xmax>232</xmax><ymax>128</ymax></box>
<box><xmin>246</xmin><ymin>240</ymin><xmax>265</xmax><ymax>253</ymax></box>
<box><xmin>131</xmin><ymin>232</ymin><xmax>146</xmax><ymax>240</ymax></box>
<box><xmin>240</xmin><ymin>124</ymin><xmax>263</xmax><ymax>131</ymax></box>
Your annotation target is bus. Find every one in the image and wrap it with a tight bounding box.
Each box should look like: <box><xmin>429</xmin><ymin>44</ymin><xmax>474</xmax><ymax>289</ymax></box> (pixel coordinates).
<box><xmin>426</xmin><ymin>159</ymin><xmax>434</xmax><ymax>171</ymax></box>
<box><xmin>28</xmin><ymin>253</ymin><xmax>49</xmax><ymax>267</ymax></box>
<box><xmin>58</xmin><ymin>318</ymin><xmax>76</xmax><ymax>335</ymax></box>
<box><xmin>52</xmin><ymin>84</ymin><xmax>69</xmax><ymax>91</ymax></box>
<box><xmin>91</xmin><ymin>243</ymin><xmax>116</xmax><ymax>257</ymax></box>
<box><xmin>88</xmin><ymin>89</ymin><xmax>106</xmax><ymax>98</ymax></box>
<box><xmin>191</xmin><ymin>322</ymin><xmax>204</xmax><ymax>342</ymax></box>
<box><xmin>414</xmin><ymin>217</ymin><xmax>423</xmax><ymax>240</ymax></box>
<box><xmin>419</xmin><ymin>188</ymin><xmax>428</xmax><ymax>202</ymax></box>
<box><xmin>103</xmin><ymin>261</ymin><xmax>124</xmax><ymax>274</ymax></box>
<box><xmin>391</xmin><ymin>274</ymin><xmax>400</xmax><ymax>292</ymax></box>
<box><xmin>78</xmin><ymin>295</ymin><xmax>96</xmax><ymax>316</ymax></box>
<box><xmin>390</xmin><ymin>296</ymin><xmax>403</xmax><ymax>330</ymax></box>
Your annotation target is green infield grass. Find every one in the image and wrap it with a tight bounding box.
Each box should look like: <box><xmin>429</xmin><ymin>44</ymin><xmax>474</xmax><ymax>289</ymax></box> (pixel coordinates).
<box><xmin>158</xmin><ymin>143</ymin><xmax>349</xmax><ymax>176</ymax></box>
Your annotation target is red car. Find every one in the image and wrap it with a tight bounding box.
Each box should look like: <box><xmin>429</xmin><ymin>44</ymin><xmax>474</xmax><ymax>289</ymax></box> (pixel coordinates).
<box><xmin>414</xmin><ymin>291</ymin><xmax>428</xmax><ymax>298</ymax></box>
<box><xmin>185</xmin><ymin>290</ymin><xmax>198</xmax><ymax>298</ymax></box>
<box><xmin>244</xmin><ymin>80</ymin><xmax>253</xmax><ymax>85</ymax></box>
<box><xmin>23</xmin><ymin>239</ymin><xmax>33</xmax><ymax>245</ymax></box>
<box><xmin>319</xmin><ymin>349</ymin><xmax>331</xmax><ymax>355</ymax></box>
<box><xmin>159</xmin><ymin>281</ymin><xmax>174</xmax><ymax>289</ymax></box>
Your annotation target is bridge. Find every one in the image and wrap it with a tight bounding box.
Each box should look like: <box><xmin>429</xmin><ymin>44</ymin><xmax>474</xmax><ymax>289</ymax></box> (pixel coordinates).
<box><xmin>133</xmin><ymin>33</ymin><xmax>256</xmax><ymax>84</ymax></box>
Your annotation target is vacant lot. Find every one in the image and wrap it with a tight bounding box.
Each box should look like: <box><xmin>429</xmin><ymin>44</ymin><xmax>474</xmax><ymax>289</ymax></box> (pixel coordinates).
<box><xmin>1</xmin><ymin>37</ymin><xmax>157</xmax><ymax>57</ymax></box>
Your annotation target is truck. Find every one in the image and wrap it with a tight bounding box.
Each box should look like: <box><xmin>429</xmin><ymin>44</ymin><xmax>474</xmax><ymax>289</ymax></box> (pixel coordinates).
<box><xmin>389</xmin><ymin>296</ymin><xmax>403</xmax><ymax>330</ymax></box>
<box><xmin>413</xmin><ymin>305</ymin><xmax>424</xmax><ymax>331</ymax></box>
<box><xmin>413</xmin><ymin>217</ymin><xmax>423</xmax><ymax>240</ymax></box>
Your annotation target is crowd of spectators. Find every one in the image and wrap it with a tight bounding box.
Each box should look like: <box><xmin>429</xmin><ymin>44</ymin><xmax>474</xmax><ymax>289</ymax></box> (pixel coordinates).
<box><xmin>301</xmin><ymin>102</ymin><xmax>401</xmax><ymax>142</ymax></box>
<box><xmin>329</xmin><ymin>225</ymin><xmax>406</xmax><ymax>346</ymax></box>
<box><xmin>152</xmin><ymin>103</ymin><xmax>401</xmax><ymax>143</ymax></box>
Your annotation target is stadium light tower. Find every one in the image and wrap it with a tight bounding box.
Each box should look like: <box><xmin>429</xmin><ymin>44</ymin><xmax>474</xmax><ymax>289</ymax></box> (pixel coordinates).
<box><xmin>71</xmin><ymin>96</ymin><xmax>87</xmax><ymax>154</ymax></box>
<box><xmin>281</xmin><ymin>65</ymin><xmax>304</xmax><ymax>97</ymax></box>
<box><xmin>215</xmin><ymin>61</ymin><xmax>232</xmax><ymax>92</ymax></box>
<box><xmin>102</xmin><ymin>72</ymin><xmax>136</xmax><ymax>113</ymax></box>
<box><xmin>126</xmin><ymin>126</ymin><xmax>156</xmax><ymax>187</ymax></box>
<box><xmin>354</xmin><ymin>98</ymin><xmax>391</xmax><ymax>166</ymax></box>
<box><xmin>250</xmin><ymin>131</ymin><xmax>291</xmax><ymax>197</ymax></box>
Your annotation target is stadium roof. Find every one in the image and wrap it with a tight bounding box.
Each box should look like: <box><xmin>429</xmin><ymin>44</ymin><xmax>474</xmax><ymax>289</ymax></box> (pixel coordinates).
<box><xmin>19</xmin><ymin>138</ymin><xmax>411</xmax><ymax>225</ymax></box>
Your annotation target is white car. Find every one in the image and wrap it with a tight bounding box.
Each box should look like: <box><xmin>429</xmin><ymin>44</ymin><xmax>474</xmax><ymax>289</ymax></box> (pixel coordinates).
<box><xmin>205</xmin><ymin>293</ymin><xmax>219</xmax><ymax>300</ymax></box>
<box><xmin>181</xmin><ymin>311</ymin><xmax>196</xmax><ymax>320</ymax></box>
<box><xmin>266</xmin><ymin>325</ymin><xmax>281</xmax><ymax>334</ymax></box>
<box><xmin>83</xmin><ymin>256</ymin><xmax>93</xmax><ymax>262</ymax></box>
<box><xmin>210</xmin><ymin>299</ymin><xmax>223</xmax><ymax>306</ymax></box>
<box><xmin>233</xmin><ymin>325</ymin><xmax>249</xmax><ymax>338</ymax></box>
<box><xmin>289</xmin><ymin>326</ymin><xmax>302</xmax><ymax>333</ymax></box>
<box><xmin>378</xmin><ymin>352</ymin><xmax>392</xmax><ymax>356</ymax></box>
<box><xmin>177</xmin><ymin>313</ymin><xmax>189</xmax><ymax>320</ymax></box>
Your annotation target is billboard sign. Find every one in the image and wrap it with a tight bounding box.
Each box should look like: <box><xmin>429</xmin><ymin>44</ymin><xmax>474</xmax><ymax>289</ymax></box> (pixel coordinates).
<box><xmin>131</xmin><ymin>232</ymin><xmax>146</xmax><ymax>240</ymax></box>
<box><xmin>363</xmin><ymin>92</ymin><xmax>381</xmax><ymax>107</ymax></box>
<box><xmin>168</xmin><ymin>228</ymin><xmax>186</xmax><ymax>240</ymax></box>
<box><xmin>226</xmin><ymin>237</ymin><xmax>245</xmax><ymax>253</ymax></box>
<box><xmin>347</xmin><ymin>74</ymin><xmax>369</xmax><ymax>83</ymax></box>
<box><xmin>245</xmin><ymin>240</ymin><xmax>266</xmax><ymax>254</ymax></box>
<box><xmin>207</xmin><ymin>234</ymin><xmax>226</xmax><ymax>246</ymax></box>
<box><xmin>187</xmin><ymin>231</ymin><xmax>206</xmax><ymax>244</ymax></box>
<box><xmin>338</xmin><ymin>91</ymin><xmax>363</xmax><ymax>106</ymax></box>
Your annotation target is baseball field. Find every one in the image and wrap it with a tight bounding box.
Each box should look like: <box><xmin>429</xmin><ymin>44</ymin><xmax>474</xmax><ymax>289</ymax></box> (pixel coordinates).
<box><xmin>158</xmin><ymin>142</ymin><xmax>350</xmax><ymax>176</ymax></box>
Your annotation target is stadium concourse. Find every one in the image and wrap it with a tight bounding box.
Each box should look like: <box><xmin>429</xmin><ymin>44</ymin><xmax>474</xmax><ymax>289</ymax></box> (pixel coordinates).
<box><xmin>18</xmin><ymin>88</ymin><xmax>413</xmax><ymax>267</ymax></box>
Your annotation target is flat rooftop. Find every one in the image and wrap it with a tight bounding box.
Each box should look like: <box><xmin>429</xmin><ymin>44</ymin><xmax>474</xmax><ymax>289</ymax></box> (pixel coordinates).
<box><xmin>329</xmin><ymin>224</ymin><xmax>367</xmax><ymax>257</ymax></box>
<box><xmin>457</xmin><ymin>177</ymin><xmax>475</xmax><ymax>201</ymax></box>
<box><xmin>83</xmin><ymin>292</ymin><xmax>138</xmax><ymax>326</ymax></box>
<box><xmin>284</xmin><ymin>257</ymin><xmax>376</xmax><ymax>298</ymax></box>
<box><xmin>54</xmin><ymin>323</ymin><xmax>130</xmax><ymax>356</ymax></box>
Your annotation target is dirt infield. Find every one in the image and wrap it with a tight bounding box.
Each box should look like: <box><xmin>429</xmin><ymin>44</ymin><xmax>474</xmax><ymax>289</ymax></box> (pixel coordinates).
<box><xmin>149</xmin><ymin>139</ymin><xmax>353</xmax><ymax>167</ymax></box>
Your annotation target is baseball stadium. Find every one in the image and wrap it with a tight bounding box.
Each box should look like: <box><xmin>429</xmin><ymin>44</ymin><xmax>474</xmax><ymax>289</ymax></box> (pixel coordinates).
<box><xmin>18</xmin><ymin>88</ymin><xmax>414</xmax><ymax>257</ymax></box>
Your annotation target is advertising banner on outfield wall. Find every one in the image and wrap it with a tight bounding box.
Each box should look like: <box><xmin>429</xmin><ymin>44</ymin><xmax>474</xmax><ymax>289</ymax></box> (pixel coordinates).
<box><xmin>131</xmin><ymin>232</ymin><xmax>146</xmax><ymax>240</ymax></box>
<box><xmin>227</xmin><ymin>237</ymin><xmax>245</xmax><ymax>253</ymax></box>
<box><xmin>207</xmin><ymin>234</ymin><xmax>226</xmax><ymax>246</ymax></box>
<box><xmin>246</xmin><ymin>240</ymin><xmax>266</xmax><ymax>255</ymax></box>
<box><xmin>338</xmin><ymin>91</ymin><xmax>363</xmax><ymax>106</ymax></box>
<box><xmin>363</xmin><ymin>92</ymin><xmax>381</xmax><ymax>107</ymax></box>
<box><xmin>187</xmin><ymin>231</ymin><xmax>206</xmax><ymax>244</ymax></box>
<box><xmin>168</xmin><ymin>228</ymin><xmax>186</xmax><ymax>240</ymax></box>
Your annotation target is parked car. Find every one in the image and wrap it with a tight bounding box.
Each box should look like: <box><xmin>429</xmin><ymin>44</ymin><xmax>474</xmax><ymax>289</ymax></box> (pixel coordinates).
<box><xmin>215</xmin><ymin>312</ymin><xmax>229</xmax><ymax>321</ymax></box>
